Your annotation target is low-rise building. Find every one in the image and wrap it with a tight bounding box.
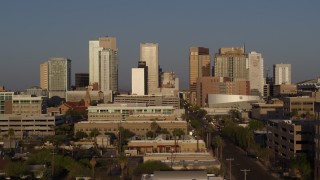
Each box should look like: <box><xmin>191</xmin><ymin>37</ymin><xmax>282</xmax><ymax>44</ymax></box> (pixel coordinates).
<box><xmin>251</xmin><ymin>103</ymin><xmax>283</xmax><ymax>121</ymax></box>
<box><xmin>267</xmin><ymin>119</ymin><xmax>314</xmax><ymax>160</ymax></box>
<box><xmin>114</xmin><ymin>95</ymin><xmax>180</xmax><ymax>109</ymax></box>
<box><xmin>283</xmin><ymin>96</ymin><xmax>315</xmax><ymax>118</ymax></box>
<box><xmin>87</xmin><ymin>103</ymin><xmax>175</xmax><ymax>121</ymax></box>
<box><xmin>272</xmin><ymin>84</ymin><xmax>297</xmax><ymax>97</ymax></box>
<box><xmin>74</xmin><ymin>120</ymin><xmax>187</xmax><ymax>137</ymax></box>
<box><xmin>128</xmin><ymin>135</ymin><xmax>206</xmax><ymax>154</ymax></box>
<box><xmin>0</xmin><ymin>114</ymin><xmax>66</xmax><ymax>138</ymax></box>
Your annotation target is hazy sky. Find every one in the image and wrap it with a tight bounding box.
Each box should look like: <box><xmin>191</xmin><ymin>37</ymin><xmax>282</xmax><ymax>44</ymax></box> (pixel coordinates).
<box><xmin>0</xmin><ymin>1</ymin><xmax>319</xmax><ymax>91</ymax></box>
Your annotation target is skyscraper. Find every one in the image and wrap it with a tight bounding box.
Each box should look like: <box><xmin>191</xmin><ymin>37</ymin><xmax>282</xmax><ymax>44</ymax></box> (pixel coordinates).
<box><xmin>140</xmin><ymin>43</ymin><xmax>159</xmax><ymax>95</ymax></box>
<box><xmin>273</xmin><ymin>64</ymin><xmax>291</xmax><ymax>85</ymax></box>
<box><xmin>75</xmin><ymin>73</ymin><xmax>89</xmax><ymax>89</ymax></box>
<box><xmin>40</xmin><ymin>62</ymin><xmax>48</xmax><ymax>90</ymax></box>
<box><xmin>41</xmin><ymin>58</ymin><xmax>71</xmax><ymax>98</ymax></box>
<box><xmin>89</xmin><ymin>36</ymin><xmax>118</xmax><ymax>92</ymax></box>
<box><xmin>214</xmin><ymin>47</ymin><xmax>248</xmax><ymax>81</ymax></box>
<box><xmin>247</xmin><ymin>51</ymin><xmax>264</xmax><ymax>96</ymax></box>
<box><xmin>189</xmin><ymin>47</ymin><xmax>211</xmax><ymax>103</ymax></box>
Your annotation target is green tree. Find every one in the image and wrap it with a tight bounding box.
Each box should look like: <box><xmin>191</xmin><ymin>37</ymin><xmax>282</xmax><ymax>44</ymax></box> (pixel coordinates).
<box><xmin>5</xmin><ymin>162</ymin><xmax>29</xmax><ymax>178</ymax></box>
<box><xmin>89</xmin><ymin>128</ymin><xmax>101</xmax><ymax>138</ymax></box>
<box><xmin>248</xmin><ymin>120</ymin><xmax>264</xmax><ymax>131</ymax></box>
<box><xmin>172</xmin><ymin>128</ymin><xmax>185</xmax><ymax>139</ymax></box>
<box><xmin>118</xmin><ymin>153</ymin><xmax>128</xmax><ymax>179</ymax></box>
<box><xmin>118</xmin><ymin>127</ymin><xmax>135</xmax><ymax>152</ymax></box>
<box><xmin>133</xmin><ymin>160</ymin><xmax>171</xmax><ymax>177</ymax></box>
<box><xmin>290</xmin><ymin>154</ymin><xmax>312</xmax><ymax>180</ymax></box>
<box><xmin>75</xmin><ymin>131</ymin><xmax>88</xmax><ymax>139</ymax></box>
<box><xmin>146</xmin><ymin>131</ymin><xmax>154</xmax><ymax>138</ymax></box>
<box><xmin>150</xmin><ymin>121</ymin><xmax>160</xmax><ymax>138</ymax></box>
<box><xmin>212</xmin><ymin>135</ymin><xmax>224</xmax><ymax>160</ymax></box>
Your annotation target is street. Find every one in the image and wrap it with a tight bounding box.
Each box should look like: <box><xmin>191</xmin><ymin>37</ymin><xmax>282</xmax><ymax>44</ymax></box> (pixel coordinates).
<box><xmin>223</xmin><ymin>140</ymin><xmax>278</xmax><ymax>180</ymax></box>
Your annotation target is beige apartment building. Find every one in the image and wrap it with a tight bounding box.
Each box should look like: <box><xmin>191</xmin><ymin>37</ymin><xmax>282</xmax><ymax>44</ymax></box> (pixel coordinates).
<box><xmin>127</xmin><ymin>135</ymin><xmax>206</xmax><ymax>154</ymax></box>
<box><xmin>189</xmin><ymin>47</ymin><xmax>211</xmax><ymax>104</ymax></box>
<box><xmin>74</xmin><ymin>120</ymin><xmax>187</xmax><ymax>137</ymax></box>
<box><xmin>196</xmin><ymin>76</ymin><xmax>250</xmax><ymax>107</ymax></box>
<box><xmin>40</xmin><ymin>62</ymin><xmax>48</xmax><ymax>90</ymax></box>
<box><xmin>114</xmin><ymin>95</ymin><xmax>180</xmax><ymax>109</ymax></box>
<box><xmin>272</xmin><ymin>84</ymin><xmax>297</xmax><ymax>97</ymax></box>
<box><xmin>251</xmin><ymin>103</ymin><xmax>284</xmax><ymax>121</ymax></box>
<box><xmin>0</xmin><ymin>115</ymin><xmax>66</xmax><ymax>138</ymax></box>
<box><xmin>283</xmin><ymin>96</ymin><xmax>315</xmax><ymax>118</ymax></box>
<box><xmin>267</xmin><ymin>120</ymin><xmax>314</xmax><ymax>160</ymax></box>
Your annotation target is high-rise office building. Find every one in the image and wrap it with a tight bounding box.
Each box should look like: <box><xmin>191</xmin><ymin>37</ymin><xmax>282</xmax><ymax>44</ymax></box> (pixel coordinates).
<box><xmin>40</xmin><ymin>62</ymin><xmax>48</xmax><ymax>90</ymax></box>
<box><xmin>40</xmin><ymin>58</ymin><xmax>71</xmax><ymax>98</ymax></box>
<box><xmin>247</xmin><ymin>51</ymin><xmax>264</xmax><ymax>96</ymax></box>
<box><xmin>214</xmin><ymin>47</ymin><xmax>248</xmax><ymax>81</ymax></box>
<box><xmin>89</xmin><ymin>36</ymin><xmax>118</xmax><ymax>92</ymax></box>
<box><xmin>140</xmin><ymin>43</ymin><xmax>159</xmax><ymax>95</ymax></box>
<box><xmin>273</xmin><ymin>64</ymin><xmax>291</xmax><ymax>85</ymax></box>
<box><xmin>75</xmin><ymin>73</ymin><xmax>89</xmax><ymax>89</ymax></box>
<box><xmin>189</xmin><ymin>47</ymin><xmax>211</xmax><ymax>103</ymax></box>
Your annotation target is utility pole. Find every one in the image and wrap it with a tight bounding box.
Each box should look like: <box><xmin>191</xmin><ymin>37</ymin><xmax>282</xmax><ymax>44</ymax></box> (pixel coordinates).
<box><xmin>240</xmin><ymin>169</ymin><xmax>250</xmax><ymax>180</ymax></box>
<box><xmin>226</xmin><ymin>158</ymin><xmax>234</xmax><ymax>180</ymax></box>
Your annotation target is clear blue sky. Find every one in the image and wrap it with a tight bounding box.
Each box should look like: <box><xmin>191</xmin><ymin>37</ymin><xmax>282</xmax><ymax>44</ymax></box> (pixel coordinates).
<box><xmin>0</xmin><ymin>1</ymin><xmax>319</xmax><ymax>91</ymax></box>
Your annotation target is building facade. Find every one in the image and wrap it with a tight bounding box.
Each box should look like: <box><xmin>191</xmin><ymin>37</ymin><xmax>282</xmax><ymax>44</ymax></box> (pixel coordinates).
<box><xmin>189</xmin><ymin>47</ymin><xmax>211</xmax><ymax>104</ymax></box>
<box><xmin>40</xmin><ymin>62</ymin><xmax>48</xmax><ymax>90</ymax></box>
<box><xmin>140</xmin><ymin>43</ymin><xmax>159</xmax><ymax>95</ymax></box>
<box><xmin>247</xmin><ymin>51</ymin><xmax>264</xmax><ymax>96</ymax></box>
<box><xmin>87</xmin><ymin>103</ymin><xmax>175</xmax><ymax>121</ymax></box>
<box><xmin>89</xmin><ymin>36</ymin><xmax>118</xmax><ymax>92</ymax></box>
<box><xmin>0</xmin><ymin>115</ymin><xmax>66</xmax><ymax>138</ymax></box>
<box><xmin>273</xmin><ymin>64</ymin><xmax>291</xmax><ymax>85</ymax></box>
<box><xmin>132</xmin><ymin>68</ymin><xmax>146</xmax><ymax>95</ymax></box>
<box><xmin>214</xmin><ymin>47</ymin><xmax>248</xmax><ymax>81</ymax></box>
<box><xmin>74</xmin><ymin>120</ymin><xmax>187</xmax><ymax>137</ymax></box>
<box><xmin>114</xmin><ymin>95</ymin><xmax>180</xmax><ymax>109</ymax></box>
<box><xmin>0</xmin><ymin>92</ymin><xmax>13</xmax><ymax>114</ymax></box>
<box><xmin>41</xmin><ymin>58</ymin><xmax>71</xmax><ymax>98</ymax></box>
<box><xmin>75</xmin><ymin>73</ymin><xmax>89</xmax><ymax>89</ymax></box>
<box><xmin>283</xmin><ymin>96</ymin><xmax>315</xmax><ymax>118</ymax></box>
<box><xmin>267</xmin><ymin>120</ymin><xmax>314</xmax><ymax>160</ymax></box>
<box><xmin>196</xmin><ymin>77</ymin><xmax>250</xmax><ymax>107</ymax></box>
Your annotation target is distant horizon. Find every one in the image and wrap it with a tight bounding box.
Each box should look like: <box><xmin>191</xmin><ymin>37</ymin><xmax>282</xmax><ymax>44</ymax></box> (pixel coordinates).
<box><xmin>1</xmin><ymin>1</ymin><xmax>319</xmax><ymax>91</ymax></box>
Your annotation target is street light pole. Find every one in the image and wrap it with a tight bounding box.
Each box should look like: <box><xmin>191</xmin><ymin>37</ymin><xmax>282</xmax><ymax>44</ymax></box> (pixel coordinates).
<box><xmin>240</xmin><ymin>169</ymin><xmax>250</xmax><ymax>180</ymax></box>
<box><xmin>226</xmin><ymin>158</ymin><xmax>234</xmax><ymax>180</ymax></box>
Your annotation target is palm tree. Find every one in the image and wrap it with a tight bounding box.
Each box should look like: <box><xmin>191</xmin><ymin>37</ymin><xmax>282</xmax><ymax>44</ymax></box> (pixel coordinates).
<box><xmin>213</xmin><ymin>135</ymin><xmax>224</xmax><ymax>161</ymax></box>
<box><xmin>117</xmin><ymin>153</ymin><xmax>127</xmax><ymax>179</ymax></box>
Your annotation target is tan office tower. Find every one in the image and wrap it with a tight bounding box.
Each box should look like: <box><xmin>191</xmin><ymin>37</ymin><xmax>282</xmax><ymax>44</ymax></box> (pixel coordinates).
<box><xmin>140</xmin><ymin>43</ymin><xmax>159</xmax><ymax>95</ymax></box>
<box><xmin>189</xmin><ymin>47</ymin><xmax>211</xmax><ymax>103</ymax></box>
<box><xmin>214</xmin><ymin>47</ymin><xmax>248</xmax><ymax>81</ymax></box>
<box><xmin>89</xmin><ymin>36</ymin><xmax>118</xmax><ymax>92</ymax></box>
<box><xmin>40</xmin><ymin>62</ymin><xmax>48</xmax><ymax>90</ymax></box>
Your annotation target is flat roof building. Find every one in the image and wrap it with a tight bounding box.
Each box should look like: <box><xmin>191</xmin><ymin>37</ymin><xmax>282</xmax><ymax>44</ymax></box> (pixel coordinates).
<box><xmin>267</xmin><ymin>119</ymin><xmax>314</xmax><ymax>160</ymax></box>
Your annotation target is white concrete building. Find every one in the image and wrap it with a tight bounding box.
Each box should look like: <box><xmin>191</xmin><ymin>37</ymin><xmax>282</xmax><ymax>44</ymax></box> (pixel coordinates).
<box><xmin>132</xmin><ymin>68</ymin><xmax>146</xmax><ymax>95</ymax></box>
<box><xmin>89</xmin><ymin>37</ymin><xmax>118</xmax><ymax>92</ymax></box>
<box><xmin>247</xmin><ymin>51</ymin><xmax>264</xmax><ymax>96</ymax></box>
<box><xmin>273</xmin><ymin>63</ymin><xmax>291</xmax><ymax>85</ymax></box>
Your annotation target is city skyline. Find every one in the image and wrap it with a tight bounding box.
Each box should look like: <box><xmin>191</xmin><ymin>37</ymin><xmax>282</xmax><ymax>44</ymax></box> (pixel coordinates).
<box><xmin>0</xmin><ymin>1</ymin><xmax>319</xmax><ymax>91</ymax></box>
